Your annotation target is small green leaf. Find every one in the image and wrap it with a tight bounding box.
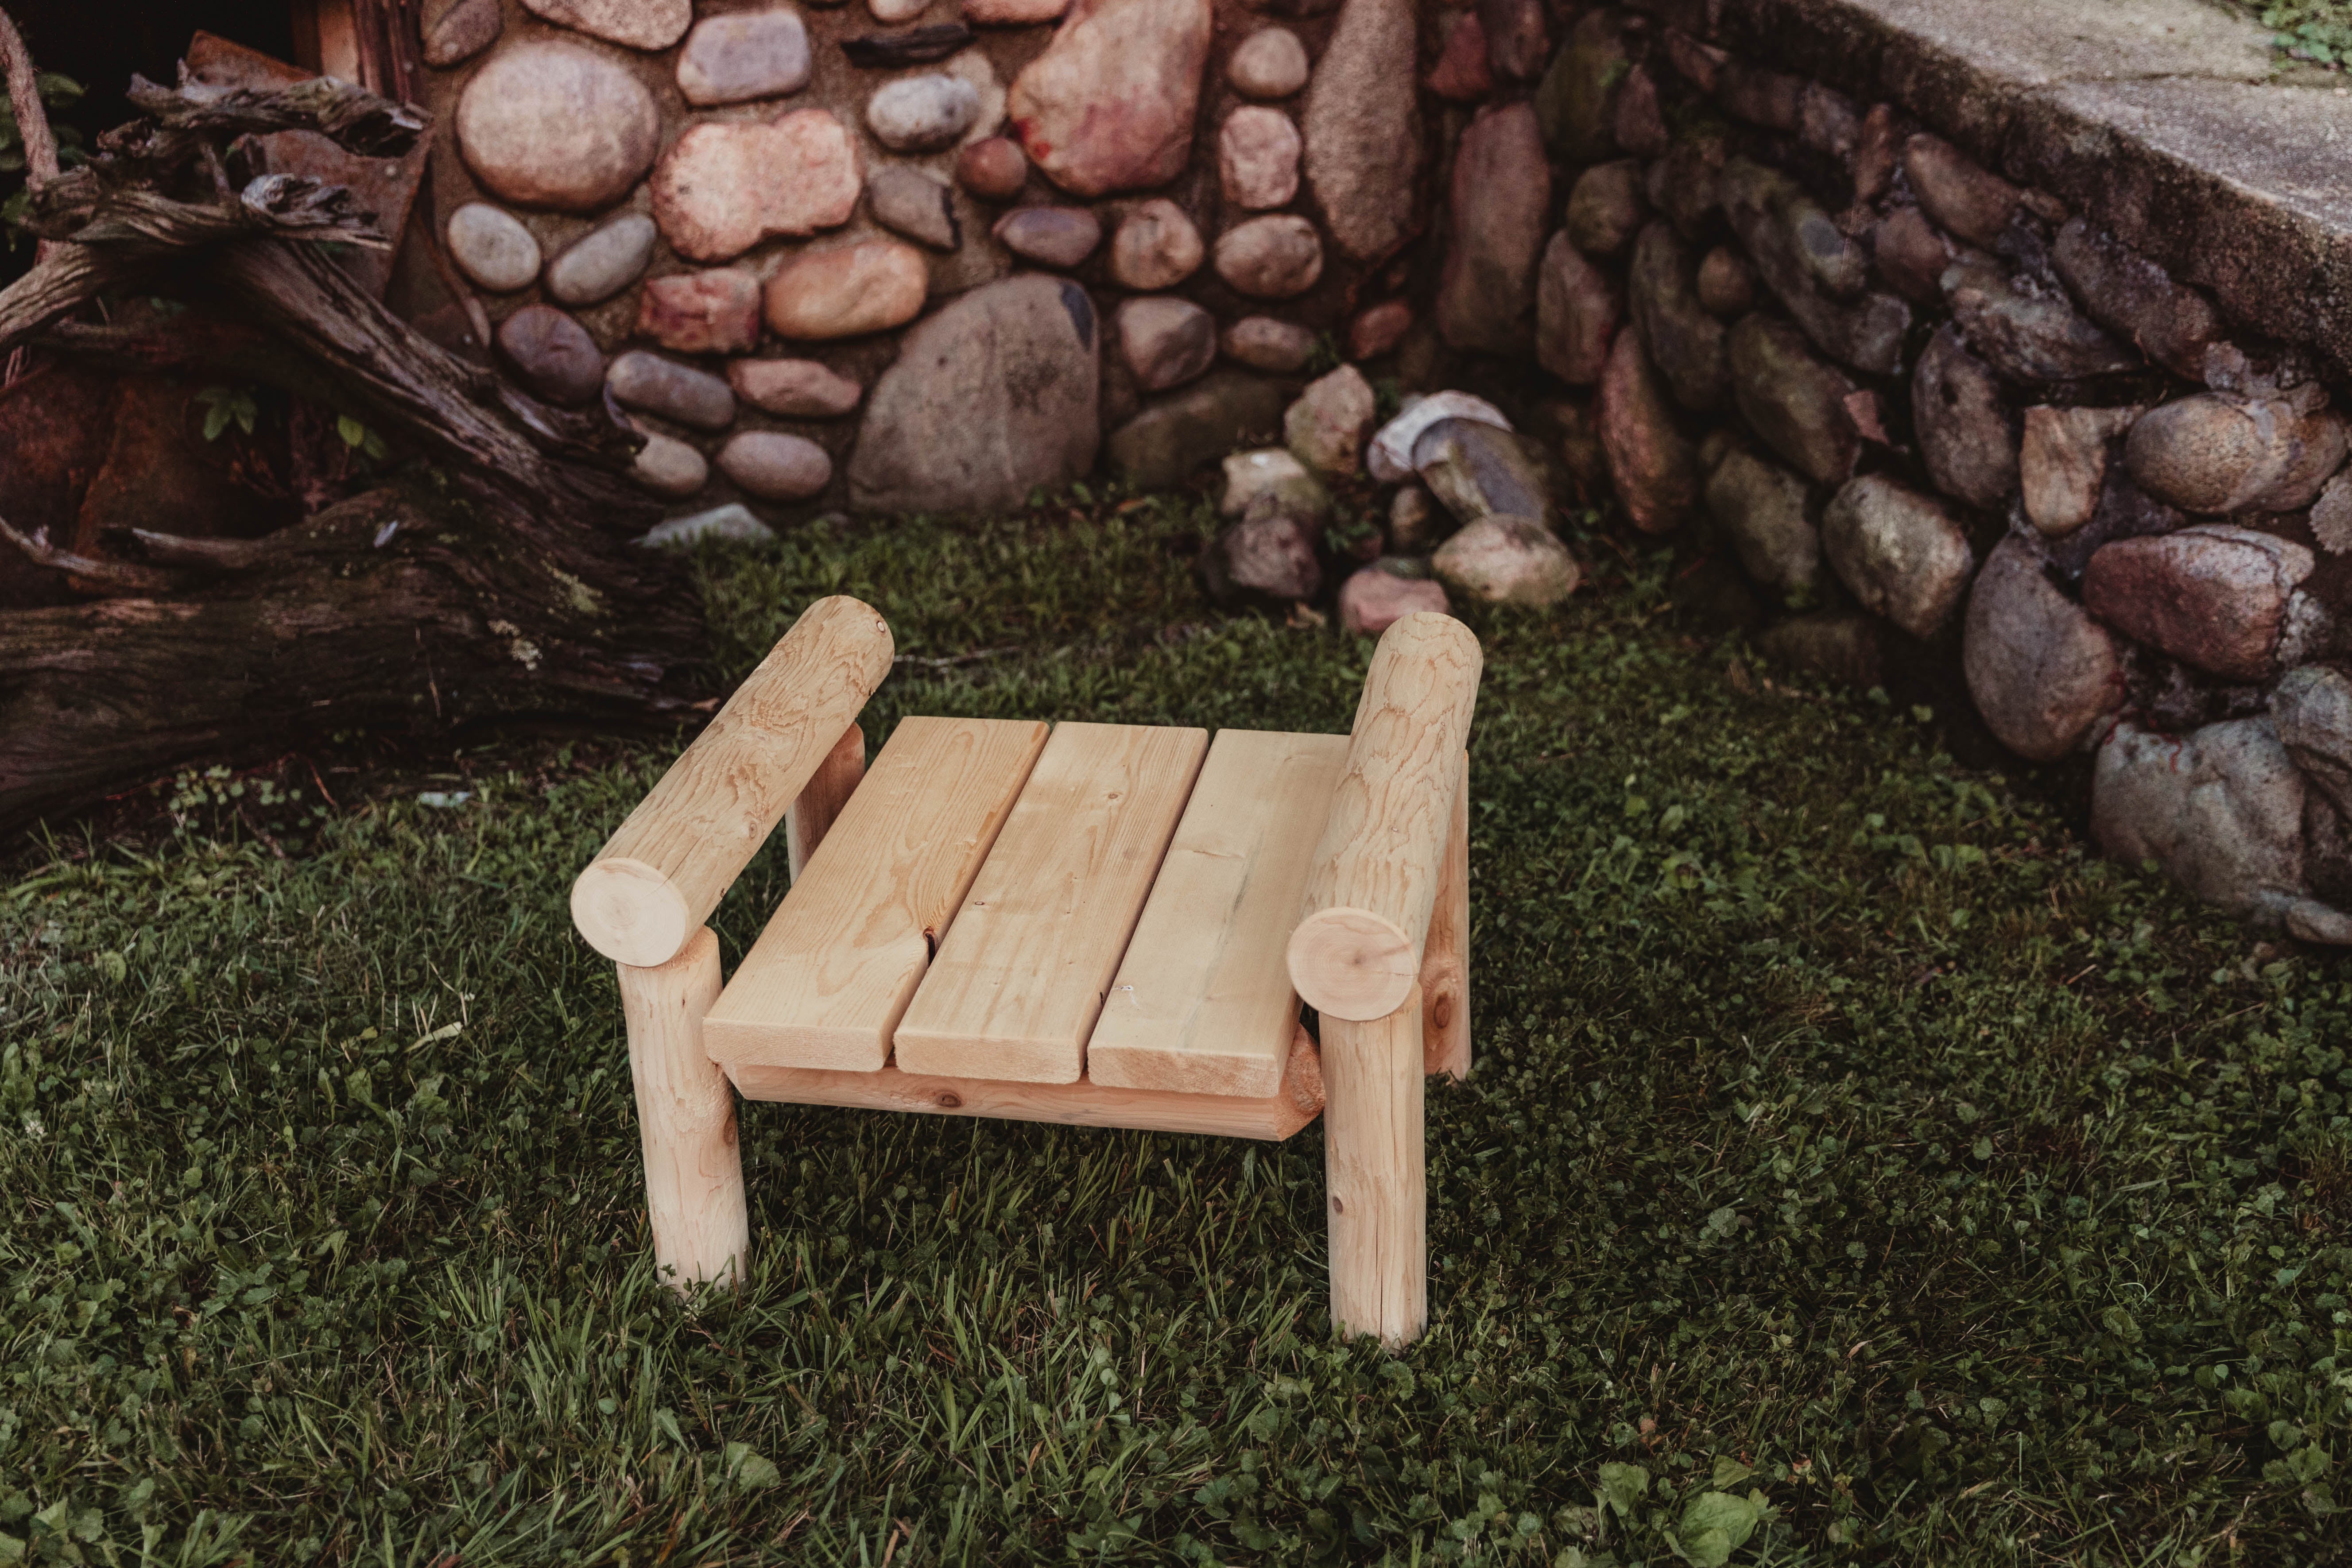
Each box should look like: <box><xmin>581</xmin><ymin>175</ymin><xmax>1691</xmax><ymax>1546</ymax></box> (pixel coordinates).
<box><xmin>1709</xmin><ymin>1456</ymin><xmax>1754</xmax><ymax>1489</ymax></box>
<box><xmin>1597</xmin><ymin>1462</ymin><xmax>1649</xmax><ymax>1518</ymax></box>
<box><xmin>721</xmin><ymin>1442</ymin><xmax>779</xmax><ymax>1488</ymax></box>
<box><xmin>203</xmin><ymin>402</ymin><xmax>233</xmax><ymax>442</ymax></box>
<box><xmin>338</xmin><ymin>414</ymin><xmax>368</xmax><ymax>448</ymax></box>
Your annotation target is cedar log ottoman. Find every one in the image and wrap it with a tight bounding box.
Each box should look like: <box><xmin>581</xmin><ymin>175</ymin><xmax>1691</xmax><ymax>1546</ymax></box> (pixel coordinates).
<box><xmin>570</xmin><ymin>596</ymin><xmax>1480</xmax><ymax>1346</ymax></box>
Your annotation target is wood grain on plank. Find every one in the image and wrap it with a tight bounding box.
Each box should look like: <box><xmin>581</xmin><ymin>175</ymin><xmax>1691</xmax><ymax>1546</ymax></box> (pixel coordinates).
<box><xmin>618</xmin><ymin>928</ymin><xmax>748</xmax><ymax>1293</ymax></box>
<box><xmin>1287</xmin><ymin>612</ymin><xmax>1481</xmax><ymax>1021</ymax></box>
<box><xmin>728</xmin><ymin>1024</ymin><xmax>1325</xmax><ymax>1141</ymax></box>
<box><xmin>572</xmin><ymin>596</ymin><xmax>894</xmax><ymax>968</ymax></box>
<box><xmin>785</xmin><ymin>722</ymin><xmax>866</xmax><ymax>883</ymax></box>
<box><xmin>894</xmin><ymin>722</ymin><xmax>1209</xmax><ymax>1084</ymax></box>
<box><xmin>1421</xmin><ymin>750</ymin><xmax>1471</xmax><ymax>1081</ymax></box>
<box><xmin>704</xmin><ymin>716</ymin><xmax>1049</xmax><ymax>1072</ymax></box>
<box><xmin>1089</xmin><ymin>729</ymin><xmax>1349</xmax><ymax>1098</ymax></box>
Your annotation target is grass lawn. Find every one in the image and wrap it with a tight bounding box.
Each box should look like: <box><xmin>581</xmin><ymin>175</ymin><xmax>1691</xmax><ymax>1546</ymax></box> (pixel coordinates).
<box><xmin>3</xmin><ymin>495</ymin><xmax>2349</xmax><ymax>1566</ymax></box>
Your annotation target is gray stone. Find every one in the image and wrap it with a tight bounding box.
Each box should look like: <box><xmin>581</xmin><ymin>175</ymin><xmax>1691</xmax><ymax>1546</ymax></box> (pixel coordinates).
<box><xmin>1286</xmin><ymin>365</ymin><xmax>1376</xmax><ymax>476</ymax></box>
<box><xmin>1535</xmin><ymin>232</ymin><xmax>1619</xmax><ymax>387</ymax></box>
<box><xmin>1695</xmin><ymin>247</ymin><xmax>1753</xmax><ymax>318</ymax></box>
<box><xmin>1613</xmin><ymin>63</ymin><xmax>1668</xmax><ymax>157</ymax></box>
<box><xmin>1221</xmin><ymin>316</ymin><xmax>1316</xmax><ymax>373</ymax></box>
<box><xmin>1963</xmin><ymin>534</ymin><xmax>2121</xmax><ymax>761</ymax></box>
<box><xmin>1214</xmin><ymin>215</ymin><xmax>1324</xmax><ymax>299</ymax></box>
<box><xmin>1117</xmin><ymin>296</ymin><xmax>1217</xmax><ymax>392</ymax></box>
<box><xmin>1534</xmin><ymin>7</ymin><xmax>1631</xmax><ymax>163</ymax></box>
<box><xmin>993</xmin><ymin>206</ymin><xmax>1102</xmax><ymax>268</ymax></box>
<box><xmin>1436</xmin><ymin>103</ymin><xmax>1548</xmax><ymax>355</ymax></box>
<box><xmin>606</xmin><ymin>351</ymin><xmax>738</xmax><ymax>431</ymax></box>
<box><xmin>1434</xmin><ymin>515</ymin><xmax>1579</xmax><ymax>605</ymax></box>
<box><xmin>496</xmin><ymin>305</ymin><xmax>604</xmax><ymax>406</ymax></box>
<box><xmin>2274</xmin><ymin>663</ymin><xmax>2352</xmax><ymax>820</ymax></box>
<box><xmin>868</xmin><ymin>74</ymin><xmax>983</xmax><ymax>153</ymax></box>
<box><xmin>1629</xmin><ymin>222</ymin><xmax>1726</xmax><ymax>413</ymax></box>
<box><xmin>521</xmin><ymin>0</ymin><xmax>690</xmax><ymax>50</ymax></box>
<box><xmin>848</xmin><ymin>275</ymin><xmax>1100</xmax><ymax>513</ymax></box>
<box><xmin>544</xmin><ymin>214</ymin><xmax>659</xmax><ymax>307</ymax></box>
<box><xmin>1913</xmin><ymin>324</ymin><xmax>2017</xmax><ymax>510</ymax></box>
<box><xmin>1389</xmin><ymin>484</ymin><xmax>1443</xmax><ymax>551</ymax></box>
<box><xmin>1757</xmin><ymin>613</ymin><xmax>1883</xmax><ymax>690</ymax></box>
<box><xmin>1229</xmin><ymin>27</ymin><xmax>1309</xmax><ymax>98</ymax></box>
<box><xmin>1009</xmin><ymin>0</ymin><xmax>1214</xmax><ymax>197</ymax></box>
<box><xmin>455</xmin><ymin>42</ymin><xmax>660</xmax><ymax>213</ymax></box>
<box><xmin>1872</xmin><ymin>207</ymin><xmax>1957</xmax><ymax>306</ymax></box>
<box><xmin>1598</xmin><ymin>329</ymin><xmax>1699</xmax><ymax>535</ymax></box>
<box><xmin>2092</xmin><ymin>716</ymin><xmax>2314</xmax><ymax>924</ymax></box>
<box><xmin>1821</xmin><ymin>473</ymin><xmax>1975</xmax><ymax>640</ymax></box>
<box><xmin>1563</xmin><ymin>159</ymin><xmax>1645</xmax><ymax>258</ymax></box>
<box><xmin>2123</xmin><ymin>394</ymin><xmax>2349</xmax><ymax>515</ymax></box>
<box><xmin>1108</xmin><ymin>370</ymin><xmax>1286</xmax><ymax>488</ymax></box>
<box><xmin>1903</xmin><ymin>133</ymin><xmax>2025</xmax><ymax>248</ymax></box>
<box><xmin>638</xmin><ymin>503</ymin><xmax>776</xmax><ymax>550</ymax></box>
<box><xmin>631</xmin><ymin>431</ymin><xmax>709</xmax><ymax>499</ymax></box>
<box><xmin>1303</xmin><ymin>0</ymin><xmax>1421</xmax><ymax>261</ymax></box>
<box><xmin>718</xmin><ymin>431</ymin><xmax>834</xmax><ymax>501</ymax></box>
<box><xmin>1715</xmin><ymin>58</ymin><xmax>1804</xmax><ymax>133</ymax></box>
<box><xmin>1340</xmin><ymin>563</ymin><xmax>1450</xmax><ymax>634</ymax></box>
<box><xmin>731</xmin><ymin>359</ymin><xmax>863</xmax><ymax>418</ymax></box>
<box><xmin>446</xmin><ymin>203</ymin><xmax>540</xmax><ymax>293</ymax></box>
<box><xmin>677</xmin><ymin>9</ymin><xmax>812</xmax><ymax>106</ymax></box>
<box><xmin>2021</xmin><ymin>405</ymin><xmax>2140</xmax><ymax>536</ymax></box>
<box><xmin>1726</xmin><ymin>314</ymin><xmax>1860</xmax><ymax>486</ymax></box>
<box><xmin>1941</xmin><ymin>251</ymin><xmax>2138</xmax><ymax>383</ymax></box>
<box><xmin>2050</xmin><ymin>218</ymin><xmax>2224</xmax><ymax>383</ymax></box>
<box><xmin>1717</xmin><ymin>156</ymin><xmax>1908</xmax><ymax>374</ymax></box>
<box><xmin>1645</xmin><ymin>132</ymin><xmax>1726</xmax><ymax>242</ymax></box>
<box><xmin>1221</xmin><ymin>448</ymin><xmax>1329</xmax><ymax>519</ymax></box>
<box><xmin>1414</xmin><ymin>418</ymin><xmax>1550</xmax><ymax>527</ymax></box>
<box><xmin>1798</xmin><ymin>81</ymin><xmax>1861</xmax><ymax>163</ymax></box>
<box><xmin>1220</xmin><ymin>105</ymin><xmax>1301</xmax><ymax>210</ymax></box>
<box><xmin>868</xmin><ymin>165</ymin><xmax>961</xmax><ymax>250</ymax></box>
<box><xmin>1202</xmin><ymin>496</ymin><xmax>1322</xmax><ymax>604</ymax></box>
<box><xmin>1110</xmin><ymin>199</ymin><xmax>1204</xmax><ymax>290</ymax></box>
<box><xmin>422</xmin><ymin>0</ymin><xmax>501</xmax><ymax>67</ymax></box>
<box><xmin>2082</xmin><ymin>523</ymin><xmax>2315</xmax><ymax>681</ymax></box>
<box><xmin>2315</xmin><ymin>471</ymin><xmax>2352</xmax><ymax>554</ymax></box>
<box><xmin>1368</xmin><ymin>392</ymin><xmax>1511</xmax><ymax>484</ymax></box>
<box><xmin>1704</xmin><ymin>446</ymin><xmax>1817</xmax><ymax>594</ymax></box>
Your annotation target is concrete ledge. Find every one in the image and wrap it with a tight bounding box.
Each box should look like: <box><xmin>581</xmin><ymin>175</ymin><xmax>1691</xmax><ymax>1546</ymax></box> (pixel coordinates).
<box><xmin>1638</xmin><ymin>0</ymin><xmax>2352</xmax><ymax>379</ymax></box>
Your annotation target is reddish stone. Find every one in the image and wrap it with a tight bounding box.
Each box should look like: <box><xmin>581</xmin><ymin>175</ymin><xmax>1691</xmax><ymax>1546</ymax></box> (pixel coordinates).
<box><xmin>956</xmin><ymin>137</ymin><xmax>1030</xmax><ymax>200</ymax></box>
<box><xmin>1903</xmin><ymin>133</ymin><xmax>2023</xmax><ymax>248</ymax></box>
<box><xmin>1349</xmin><ymin>300</ymin><xmax>1414</xmax><ymax>360</ymax></box>
<box><xmin>1598</xmin><ymin>329</ymin><xmax>1699</xmax><ymax>534</ymax></box>
<box><xmin>1425</xmin><ymin>12</ymin><xmax>1491</xmax><ymax>101</ymax></box>
<box><xmin>1008</xmin><ymin>0</ymin><xmax>1214</xmax><ymax>197</ymax></box>
<box><xmin>1435</xmin><ymin>102</ymin><xmax>1549</xmax><ymax>354</ymax></box>
<box><xmin>2082</xmin><ymin>524</ymin><xmax>2316</xmax><ymax>681</ymax></box>
<box><xmin>634</xmin><ymin>269</ymin><xmax>763</xmax><ymax>356</ymax></box>
<box><xmin>1341</xmin><ymin>565</ymin><xmax>1450</xmax><ymax>634</ymax></box>
<box><xmin>1612</xmin><ymin>64</ymin><xmax>1668</xmax><ymax>158</ymax></box>
<box><xmin>651</xmin><ymin>109</ymin><xmax>861</xmax><ymax>263</ymax></box>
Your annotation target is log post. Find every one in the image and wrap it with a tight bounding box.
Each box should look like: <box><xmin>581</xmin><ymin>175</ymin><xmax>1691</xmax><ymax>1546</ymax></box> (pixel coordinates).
<box><xmin>786</xmin><ymin>721</ymin><xmax>867</xmax><ymax>883</ymax></box>
<box><xmin>1421</xmin><ymin>751</ymin><xmax>1471</xmax><ymax>1081</ymax></box>
<box><xmin>1323</xmin><ymin>986</ymin><xmax>1426</xmax><ymax>1347</ymax></box>
<box><xmin>617</xmin><ymin>927</ymin><xmax>748</xmax><ymax>1293</ymax></box>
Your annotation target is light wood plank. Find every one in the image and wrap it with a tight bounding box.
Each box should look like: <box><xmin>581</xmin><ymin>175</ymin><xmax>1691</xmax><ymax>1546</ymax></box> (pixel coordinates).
<box><xmin>704</xmin><ymin>716</ymin><xmax>1050</xmax><ymax>1072</ymax></box>
<box><xmin>894</xmin><ymin>722</ymin><xmax>1210</xmax><ymax>1084</ymax></box>
<box><xmin>573</xmin><ymin>596</ymin><xmax>894</xmax><ymax>968</ymax></box>
<box><xmin>1089</xmin><ymin>729</ymin><xmax>1350</xmax><ymax>1098</ymax></box>
<box><xmin>1421</xmin><ymin>749</ymin><xmax>1471</xmax><ymax>1081</ymax></box>
<box><xmin>786</xmin><ymin>722</ymin><xmax>866</xmax><ymax>883</ymax></box>
<box><xmin>618</xmin><ymin>928</ymin><xmax>748</xmax><ymax>1293</ymax></box>
<box><xmin>729</xmin><ymin>1024</ymin><xmax>1325</xmax><ymax>1141</ymax></box>
<box><xmin>1324</xmin><ymin>985</ymin><xmax>1426</xmax><ymax>1347</ymax></box>
<box><xmin>1288</xmin><ymin>612</ymin><xmax>1481</xmax><ymax>1021</ymax></box>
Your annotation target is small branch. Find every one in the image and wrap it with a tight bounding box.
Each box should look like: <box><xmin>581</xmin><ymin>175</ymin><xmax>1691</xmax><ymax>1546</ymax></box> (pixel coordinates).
<box><xmin>0</xmin><ymin>5</ymin><xmax>62</xmax><ymax>267</ymax></box>
<box><xmin>106</xmin><ymin>528</ymin><xmax>277</xmax><ymax>573</ymax></box>
<box><xmin>0</xmin><ymin>513</ymin><xmax>183</xmax><ymax>596</ymax></box>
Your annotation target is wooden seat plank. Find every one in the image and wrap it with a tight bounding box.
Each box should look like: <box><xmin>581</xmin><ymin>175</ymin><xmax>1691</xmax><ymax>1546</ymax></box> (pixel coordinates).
<box><xmin>703</xmin><ymin>716</ymin><xmax>1049</xmax><ymax>1071</ymax></box>
<box><xmin>893</xmin><ymin>722</ymin><xmax>1209</xmax><ymax>1084</ymax></box>
<box><xmin>1087</xmin><ymin>729</ymin><xmax>1350</xmax><ymax>1098</ymax></box>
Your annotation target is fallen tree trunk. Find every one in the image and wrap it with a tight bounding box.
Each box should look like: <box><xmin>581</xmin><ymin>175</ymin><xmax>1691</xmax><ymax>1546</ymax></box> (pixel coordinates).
<box><xmin>0</xmin><ymin>62</ymin><xmax>705</xmax><ymax>834</ymax></box>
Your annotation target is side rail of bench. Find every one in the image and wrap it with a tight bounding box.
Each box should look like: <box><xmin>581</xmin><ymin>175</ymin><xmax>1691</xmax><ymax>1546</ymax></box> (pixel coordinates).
<box><xmin>1287</xmin><ymin>611</ymin><xmax>1482</xmax><ymax>1348</ymax></box>
<box><xmin>573</xmin><ymin>596</ymin><xmax>893</xmax><ymax>1289</ymax></box>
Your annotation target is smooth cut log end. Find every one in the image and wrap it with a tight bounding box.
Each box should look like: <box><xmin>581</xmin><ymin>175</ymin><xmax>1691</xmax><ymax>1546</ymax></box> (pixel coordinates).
<box><xmin>573</xmin><ymin>856</ymin><xmax>696</xmax><ymax>968</ymax></box>
<box><xmin>1288</xmin><ymin>905</ymin><xmax>1417</xmax><ymax>1022</ymax></box>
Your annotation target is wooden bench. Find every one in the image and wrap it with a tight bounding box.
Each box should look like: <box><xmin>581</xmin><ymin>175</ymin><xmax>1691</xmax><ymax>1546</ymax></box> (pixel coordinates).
<box><xmin>571</xmin><ymin>596</ymin><xmax>1480</xmax><ymax>1346</ymax></box>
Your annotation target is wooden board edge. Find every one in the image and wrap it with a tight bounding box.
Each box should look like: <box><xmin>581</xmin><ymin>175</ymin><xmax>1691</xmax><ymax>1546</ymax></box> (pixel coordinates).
<box><xmin>1087</xmin><ymin>1040</ymin><xmax>1288</xmax><ymax>1101</ymax></box>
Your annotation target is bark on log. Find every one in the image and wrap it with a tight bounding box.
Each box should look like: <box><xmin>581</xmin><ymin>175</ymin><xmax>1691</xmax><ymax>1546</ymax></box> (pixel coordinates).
<box><xmin>0</xmin><ymin>64</ymin><xmax>705</xmax><ymax>834</ymax></box>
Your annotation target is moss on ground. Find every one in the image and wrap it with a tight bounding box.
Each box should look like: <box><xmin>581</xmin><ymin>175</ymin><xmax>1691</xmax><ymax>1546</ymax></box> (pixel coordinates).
<box><xmin>3</xmin><ymin>497</ymin><xmax>2349</xmax><ymax>1564</ymax></box>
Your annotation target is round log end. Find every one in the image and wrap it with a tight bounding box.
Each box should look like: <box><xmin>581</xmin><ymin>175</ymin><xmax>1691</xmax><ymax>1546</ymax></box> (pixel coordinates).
<box><xmin>1287</xmin><ymin>906</ymin><xmax>1417</xmax><ymax>1021</ymax></box>
<box><xmin>572</xmin><ymin>856</ymin><xmax>695</xmax><ymax>968</ymax></box>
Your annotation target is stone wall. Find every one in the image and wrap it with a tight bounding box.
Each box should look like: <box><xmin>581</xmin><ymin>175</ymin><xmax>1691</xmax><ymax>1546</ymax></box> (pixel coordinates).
<box><xmin>1407</xmin><ymin>0</ymin><xmax>2352</xmax><ymax>944</ymax></box>
<box><xmin>401</xmin><ymin>0</ymin><xmax>1433</xmax><ymax>535</ymax></box>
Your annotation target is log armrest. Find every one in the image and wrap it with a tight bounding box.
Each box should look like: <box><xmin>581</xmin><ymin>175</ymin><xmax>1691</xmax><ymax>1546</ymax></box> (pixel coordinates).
<box><xmin>1286</xmin><ymin>612</ymin><xmax>1482</xmax><ymax>1023</ymax></box>
<box><xmin>571</xmin><ymin>596</ymin><xmax>894</xmax><ymax>968</ymax></box>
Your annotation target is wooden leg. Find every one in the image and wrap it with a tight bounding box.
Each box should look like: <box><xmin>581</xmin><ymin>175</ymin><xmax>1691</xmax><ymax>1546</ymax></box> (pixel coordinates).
<box><xmin>617</xmin><ymin>927</ymin><xmax>748</xmax><ymax>1293</ymax></box>
<box><xmin>1421</xmin><ymin>751</ymin><xmax>1470</xmax><ymax>1082</ymax></box>
<box><xmin>785</xmin><ymin>721</ymin><xmax>866</xmax><ymax>883</ymax></box>
<box><xmin>1323</xmin><ymin>986</ymin><xmax>1426</xmax><ymax>1347</ymax></box>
